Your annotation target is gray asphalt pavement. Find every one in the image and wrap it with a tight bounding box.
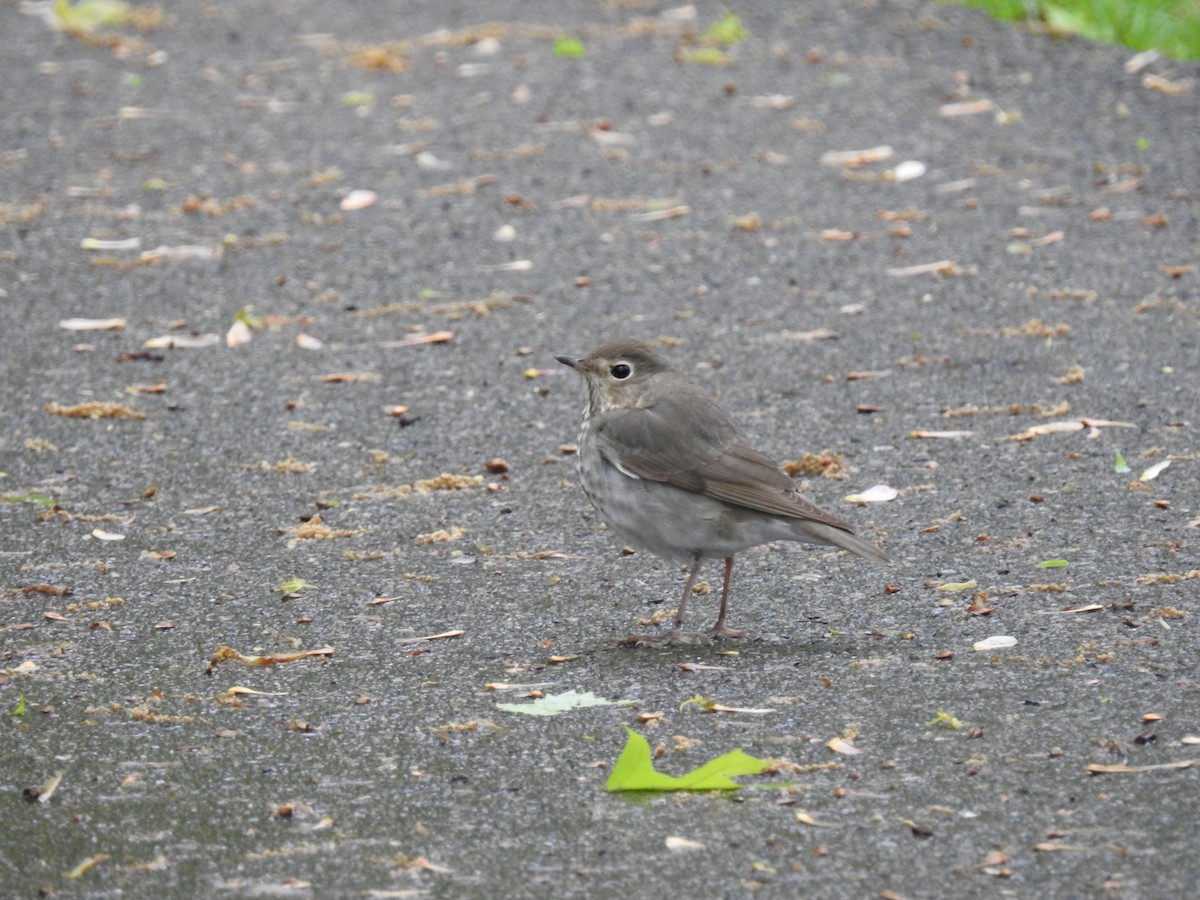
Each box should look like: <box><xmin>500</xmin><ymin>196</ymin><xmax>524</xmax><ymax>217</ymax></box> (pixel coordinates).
<box><xmin>2</xmin><ymin>1</ymin><xmax>1198</xmax><ymax>897</ymax></box>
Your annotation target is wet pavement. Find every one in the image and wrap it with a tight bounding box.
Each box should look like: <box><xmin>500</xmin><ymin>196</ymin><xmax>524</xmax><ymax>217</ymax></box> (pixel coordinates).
<box><xmin>1</xmin><ymin>1</ymin><xmax>1198</xmax><ymax>897</ymax></box>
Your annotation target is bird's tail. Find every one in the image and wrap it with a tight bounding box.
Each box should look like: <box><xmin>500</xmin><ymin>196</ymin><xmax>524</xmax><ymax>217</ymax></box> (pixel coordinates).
<box><xmin>792</xmin><ymin>520</ymin><xmax>895</xmax><ymax>566</ymax></box>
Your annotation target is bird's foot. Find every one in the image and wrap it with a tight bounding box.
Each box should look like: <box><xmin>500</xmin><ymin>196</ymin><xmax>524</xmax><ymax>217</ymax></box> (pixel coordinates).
<box><xmin>711</xmin><ymin>622</ymin><xmax>744</xmax><ymax>638</ymax></box>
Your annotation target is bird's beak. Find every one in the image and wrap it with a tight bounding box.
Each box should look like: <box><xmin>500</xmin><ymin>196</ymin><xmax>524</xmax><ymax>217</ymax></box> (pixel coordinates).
<box><xmin>556</xmin><ymin>354</ymin><xmax>585</xmax><ymax>372</ymax></box>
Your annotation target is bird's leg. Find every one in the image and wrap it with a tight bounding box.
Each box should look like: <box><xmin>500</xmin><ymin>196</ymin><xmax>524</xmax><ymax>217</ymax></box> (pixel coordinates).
<box><xmin>711</xmin><ymin>555</ymin><xmax>743</xmax><ymax>638</ymax></box>
<box><xmin>667</xmin><ymin>553</ymin><xmax>704</xmax><ymax>642</ymax></box>
<box><xmin>625</xmin><ymin>554</ymin><xmax>705</xmax><ymax>645</ymax></box>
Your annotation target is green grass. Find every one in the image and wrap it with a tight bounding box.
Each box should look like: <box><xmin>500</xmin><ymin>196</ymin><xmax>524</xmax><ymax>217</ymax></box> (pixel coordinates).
<box><xmin>958</xmin><ymin>0</ymin><xmax>1200</xmax><ymax>58</ymax></box>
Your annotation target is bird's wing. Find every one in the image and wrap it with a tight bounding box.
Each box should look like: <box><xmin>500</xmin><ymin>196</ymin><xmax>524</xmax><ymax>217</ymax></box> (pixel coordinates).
<box><xmin>591</xmin><ymin>381</ymin><xmax>855</xmax><ymax>532</ymax></box>
<box><xmin>696</xmin><ymin>440</ymin><xmax>855</xmax><ymax>531</ymax></box>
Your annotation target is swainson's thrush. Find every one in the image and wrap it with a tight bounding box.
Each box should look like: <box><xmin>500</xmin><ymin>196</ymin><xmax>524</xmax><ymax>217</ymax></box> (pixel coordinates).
<box><xmin>557</xmin><ymin>339</ymin><xmax>893</xmax><ymax>642</ymax></box>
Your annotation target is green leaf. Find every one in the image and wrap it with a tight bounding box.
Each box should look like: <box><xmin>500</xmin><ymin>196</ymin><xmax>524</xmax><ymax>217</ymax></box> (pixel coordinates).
<box><xmin>553</xmin><ymin>36</ymin><xmax>585</xmax><ymax>58</ymax></box>
<box><xmin>606</xmin><ymin>729</ymin><xmax>767</xmax><ymax>792</ymax></box>
<box><xmin>928</xmin><ymin>710</ymin><xmax>963</xmax><ymax>730</ymax></box>
<box><xmin>1113</xmin><ymin>451</ymin><xmax>1130</xmax><ymax>474</ymax></box>
<box><xmin>277</xmin><ymin>578</ymin><xmax>318</xmax><ymax>593</ymax></box>
<box><xmin>1035</xmin><ymin>559</ymin><xmax>1069</xmax><ymax>569</ymax></box>
<box><xmin>497</xmin><ymin>689</ymin><xmax>631</xmax><ymax>717</ymax></box>
<box><xmin>2</xmin><ymin>492</ymin><xmax>57</xmax><ymax>507</ymax></box>
<box><xmin>11</xmin><ymin>695</ymin><xmax>26</xmax><ymax>717</ymax></box>
<box><xmin>704</xmin><ymin>12</ymin><xmax>749</xmax><ymax>45</ymax></box>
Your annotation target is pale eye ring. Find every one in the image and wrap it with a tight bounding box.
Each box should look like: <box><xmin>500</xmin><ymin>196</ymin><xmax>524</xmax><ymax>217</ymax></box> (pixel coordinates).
<box><xmin>610</xmin><ymin>363</ymin><xmax>632</xmax><ymax>379</ymax></box>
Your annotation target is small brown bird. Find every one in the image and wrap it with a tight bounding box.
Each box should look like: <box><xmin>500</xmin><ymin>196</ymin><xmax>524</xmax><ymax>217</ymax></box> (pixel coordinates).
<box><xmin>557</xmin><ymin>339</ymin><xmax>893</xmax><ymax>642</ymax></box>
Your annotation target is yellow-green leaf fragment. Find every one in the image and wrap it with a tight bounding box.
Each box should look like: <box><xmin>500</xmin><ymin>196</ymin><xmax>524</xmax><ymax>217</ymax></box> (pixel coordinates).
<box><xmin>685</xmin><ymin>47</ymin><xmax>730</xmax><ymax>65</ymax></box>
<box><xmin>937</xmin><ymin>579</ymin><xmax>977</xmax><ymax>592</ymax></box>
<box><xmin>277</xmin><ymin>578</ymin><xmax>318</xmax><ymax>593</ymax></box>
<box><xmin>605</xmin><ymin>729</ymin><xmax>767</xmax><ymax>792</ymax></box>
<box><xmin>497</xmin><ymin>689</ymin><xmax>632</xmax><ymax>717</ymax></box>
<box><xmin>56</xmin><ymin>0</ymin><xmax>130</xmax><ymax>31</ymax></box>
<box><xmin>1114</xmin><ymin>451</ymin><xmax>1130</xmax><ymax>474</ymax></box>
<box><xmin>704</xmin><ymin>11</ymin><xmax>749</xmax><ymax>45</ymax></box>
<box><xmin>1035</xmin><ymin>559</ymin><xmax>1069</xmax><ymax>569</ymax></box>
<box><xmin>233</xmin><ymin>306</ymin><xmax>265</xmax><ymax>329</ymax></box>
<box><xmin>928</xmin><ymin>710</ymin><xmax>964</xmax><ymax>730</ymax></box>
<box><xmin>2</xmin><ymin>492</ymin><xmax>57</xmax><ymax>507</ymax></box>
<box><xmin>553</xmin><ymin>36</ymin><xmax>585</xmax><ymax>58</ymax></box>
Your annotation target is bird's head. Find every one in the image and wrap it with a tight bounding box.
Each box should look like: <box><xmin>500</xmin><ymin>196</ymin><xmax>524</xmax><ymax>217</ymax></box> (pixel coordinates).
<box><xmin>556</xmin><ymin>339</ymin><xmax>674</xmax><ymax>412</ymax></box>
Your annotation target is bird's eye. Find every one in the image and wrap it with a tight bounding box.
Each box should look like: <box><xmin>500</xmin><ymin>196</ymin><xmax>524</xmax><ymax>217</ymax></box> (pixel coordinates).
<box><xmin>610</xmin><ymin>363</ymin><xmax>632</xmax><ymax>380</ymax></box>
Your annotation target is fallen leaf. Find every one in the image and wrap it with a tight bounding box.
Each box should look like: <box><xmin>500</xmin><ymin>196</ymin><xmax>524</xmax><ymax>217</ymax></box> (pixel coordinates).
<box><xmin>483</xmin><ymin>682</ymin><xmax>559</xmax><ymax>692</ymax></box>
<box><xmin>63</xmin><ymin>853</ymin><xmax>108</xmax><ymax>880</ymax></box>
<box><xmin>277</xmin><ymin>578</ymin><xmax>318</xmax><ymax>593</ymax></box>
<box><xmin>844</xmin><ymin>483</ymin><xmax>898</xmax><ymax>504</ymax></box>
<box><xmin>1142</xmin><ymin>73</ymin><xmax>1192</xmax><ymax>94</ymax></box>
<box><xmin>606</xmin><ymin>729</ymin><xmax>767</xmax><ymax>792</ymax></box>
<box><xmin>1085</xmin><ymin>760</ymin><xmax>1193</xmax><ymax>774</ymax></box>
<box><xmin>397</xmin><ymin>630</ymin><xmax>465</xmax><ymax>645</ymax></box>
<box><xmin>682</xmin><ymin>695</ymin><xmax>775</xmax><ymax>714</ymax></box>
<box><xmin>940</xmin><ymin>99</ymin><xmax>994</xmax><ymax>116</ymax></box>
<box><xmin>781</xmin><ymin>329</ymin><xmax>840</xmax><ymax>342</ymax></box>
<box><xmin>378</xmin><ymin>331</ymin><xmax>454</xmax><ymax>348</ymax></box>
<box><xmin>205</xmin><ymin>645</ymin><xmax>334</xmax><ymax>673</ymax></box>
<box><xmin>320</xmin><ymin>372</ymin><xmax>380</xmax><ymax>383</ymax></box>
<box><xmin>45</xmin><ymin>401</ymin><xmax>144</xmax><ymax>420</ymax></box>
<box><xmin>32</xmin><ymin>770</ymin><xmax>65</xmax><ymax>804</ymax></box>
<box><xmin>910</xmin><ymin>430</ymin><xmax>975</xmax><ymax>439</ymax></box>
<box><xmin>1139</xmin><ymin>460</ymin><xmax>1171</xmax><ymax>482</ymax></box>
<box><xmin>630</xmin><ymin>206</ymin><xmax>689</xmax><ymax>222</ymax></box>
<box><xmin>226</xmin><ymin>319</ymin><xmax>252</xmax><ymax>347</ymax></box>
<box><xmin>496</xmin><ymin>689</ymin><xmax>633</xmax><ymax>717</ymax></box>
<box><xmin>826</xmin><ymin>737</ymin><xmax>861</xmax><ymax>755</ymax></box>
<box><xmin>59</xmin><ymin>317</ymin><xmax>127</xmax><ymax>331</ymax></box>
<box><xmin>937</xmin><ymin>580</ymin><xmax>977</xmax><ymax>592</ymax></box>
<box><xmin>794</xmin><ymin>811</ymin><xmax>834</xmax><ymax>826</ymax></box>
<box><xmin>928</xmin><ymin>710</ymin><xmax>964</xmax><ymax>729</ymax></box>
<box><xmin>144</xmin><ymin>333</ymin><xmax>220</xmax><ymax>349</ymax></box>
<box><xmin>217</xmin><ymin>686</ymin><xmax>289</xmax><ymax>703</ymax></box>
<box><xmin>79</xmin><ymin>237</ymin><xmax>140</xmax><ymax>251</ymax></box>
<box><xmin>340</xmin><ymin>189</ymin><xmax>378</xmax><ymax>211</ymax></box>
<box><xmin>1007</xmin><ymin>421</ymin><xmax>1085</xmax><ymax>440</ymax></box>
<box><xmin>973</xmin><ymin>636</ymin><xmax>1017</xmax><ymax>651</ymax></box>
<box><xmin>665</xmin><ymin>836</ymin><xmax>707</xmax><ymax>852</ymax></box>
<box><xmin>1033</xmin><ymin>842</ymin><xmax>1091</xmax><ymax>852</ymax></box>
<box><xmin>886</xmin><ymin>260</ymin><xmax>958</xmax><ymax>277</ymax></box>
<box><xmin>820</xmin><ymin>145</ymin><xmax>894</xmax><ymax>167</ymax></box>
<box><xmin>891</xmin><ymin>160</ymin><xmax>926</xmax><ymax>182</ymax></box>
